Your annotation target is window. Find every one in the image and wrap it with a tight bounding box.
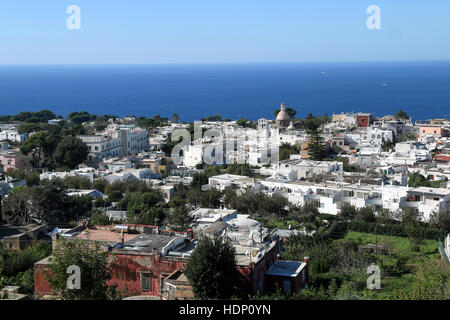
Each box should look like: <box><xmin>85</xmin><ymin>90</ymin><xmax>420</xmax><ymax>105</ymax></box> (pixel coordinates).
<box><xmin>140</xmin><ymin>273</ymin><xmax>152</xmax><ymax>292</ymax></box>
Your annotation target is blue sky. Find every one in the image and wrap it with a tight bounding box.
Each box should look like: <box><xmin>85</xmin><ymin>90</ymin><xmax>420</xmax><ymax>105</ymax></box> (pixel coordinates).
<box><xmin>0</xmin><ymin>0</ymin><xmax>449</xmax><ymax>64</ymax></box>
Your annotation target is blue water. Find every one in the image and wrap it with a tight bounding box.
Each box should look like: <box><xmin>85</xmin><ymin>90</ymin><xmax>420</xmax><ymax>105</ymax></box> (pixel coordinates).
<box><xmin>0</xmin><ymin>61</ymin><xmax>449</xmax><ymax>122</ymax></box>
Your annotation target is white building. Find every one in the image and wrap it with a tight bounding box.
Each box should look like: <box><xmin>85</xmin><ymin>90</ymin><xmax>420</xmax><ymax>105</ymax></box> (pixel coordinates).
<box><xmin>40</xmin><ymin>168</ymin><xmax>95</xmax><ymax>183</ymax></box>
<box><xmin>259</xmin><ymin>176</ymin><xmax>450</xmax><ymax>221</ymax></box>
<box><xmin>182</xmin><ymin>145</ymin><xmax>204</xmax><ymax>167</ymax></box>
<box><xmin>107</xmin><ymin>124</ymin><xmax>149</xmax><ymax>155</ymax></box>
<box><xmin>78</xmin><ymin>124</ymin><xmax>149</xmax><ymax>163</ymax></box>
<box><xmin>273</xmin><ymin>159</ymin><xmax>344</xmax><ymax>181</ymax></box>
<box><xmin>101</xmin><ymin>158</ymin><xmax>133</xmax><ymax>172</ymax></box>
<box><xmin>403</xmin><ymin>187</ymin><xmax>450</xmax><ymax>221</ymax></box>
<box><xmin>382</xmin><ymin>142</ymin><xmax>432</xmax><ymax>166</ymax></box>
<box><xmin>189</xmin><ymin>208</ymin><xmax>238</xmax><ymax>231</ymax></box>
<box><xmin>102</xmin><ymin>168</ymin><xmax>153</xmax><ymax>184</ymax></box>
<box><xmin>0</xmin><ymin>130</ymin><xmax>27</xmax><ymax>142</ymax></box>
<box><xmin>66</xmin><ymin>189</ymin><xmax>105</xmax><ymax>199</ymax></box>
<box><xmin>79</xmin><ymin>134</ymin><xmax>123</xmax><ymax>162</ymax></box>
<box><xmin>367</xmin><ymin>127</ymin><xmax>394</xmax><ymax>145</ymax></box>
<box><xmin>208</xmin><ymin>174</ymin><xmax>255</xmax><ymax>192</ymax></box>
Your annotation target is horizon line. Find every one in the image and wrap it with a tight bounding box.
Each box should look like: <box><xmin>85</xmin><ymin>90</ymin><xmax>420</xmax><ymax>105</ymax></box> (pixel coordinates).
<box><xmin>1</xmin><ymin>58</ymin><xmax>450</xmax><ymax>66</ymax></box>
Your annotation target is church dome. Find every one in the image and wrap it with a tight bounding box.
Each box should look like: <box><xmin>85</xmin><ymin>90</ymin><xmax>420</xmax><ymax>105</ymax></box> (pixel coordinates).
<box><xmin>276</xmin><ymin>103</ymin><xmax>290</xmax><ymax>121</ymax></box>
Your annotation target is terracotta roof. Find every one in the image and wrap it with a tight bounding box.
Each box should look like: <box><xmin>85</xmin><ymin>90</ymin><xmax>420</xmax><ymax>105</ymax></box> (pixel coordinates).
<box><xmin>75</xmin><ymin>229</ymin><xmax>140</xmax><ymax>243</ymax></box>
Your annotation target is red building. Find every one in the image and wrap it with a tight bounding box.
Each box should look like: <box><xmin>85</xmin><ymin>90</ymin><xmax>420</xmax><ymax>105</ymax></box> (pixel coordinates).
<box><xmin>34</xmin><ymin>231</ymin><xmax>192</xmax><ymax>298</ymax></box>
<box><xmin>34</xmin><ymin>257</ymin><xmax>54</xmax><ymax>297</ymax></box>
<box><xmin>356</xmin><ymin>113</ymin><xmax>371</xmax><ymax>128</ymax></box>
<box><xmin>434</xmin><ymin>148</ymin><xmax>450</xmax><ymax>162</ymax></box>
<box><xmin>34</xmin><ymin>225</ymin><xmax>307</xmax><ymax>299</ymax></box>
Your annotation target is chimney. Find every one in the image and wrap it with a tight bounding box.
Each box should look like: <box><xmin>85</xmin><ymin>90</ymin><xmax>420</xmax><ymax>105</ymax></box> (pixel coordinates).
<box><xmin>304</xmin><ymin>256</ymin><xmax>309</xmax><ymax>264</ymax></box>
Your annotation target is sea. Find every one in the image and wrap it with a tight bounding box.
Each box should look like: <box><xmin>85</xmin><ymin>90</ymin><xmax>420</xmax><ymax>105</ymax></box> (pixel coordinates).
<box><xmin>0</xmin><ymin>61</ymin><xmax>449</xmax><ymax>122</ymax></box>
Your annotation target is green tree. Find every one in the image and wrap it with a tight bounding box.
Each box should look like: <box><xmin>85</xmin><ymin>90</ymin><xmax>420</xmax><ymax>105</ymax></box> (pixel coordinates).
<box><xmin>199</xmin><ymin>188</ymin><xmax>222</xmax><ymax>208</ymax></box>
<box><xmin>25</xmin><ymin>171</ymin><xmax>41</xmax><ymax>186</ymax></box>
<box><xmin>201</xmin><ymin>114</ymin><xmax>222</xmax><ymax>122</ymax></box>
<box><xmin>65</xmin><ymin>195</ymin><xmax>93</xmax><ymax>221</ymax></box>
<box><xmin>307</xmin><ymin>129</ymin><xmax>326</xmax><ymax>161</ymax></box>
<box><xmin>126</xmin><ymin>192</ymin><xmax>164</xmax><ymax>225</ymax></box>
<box><xmin>223</xmin><ymin>187</ymin><xmax>239</xmax><ymax>208</ymax></box>
<box><xmin>279</xmin><ymin>143</ymin><xmax>301</xmax><ymax>161</ymax></box>
<box><xmin>17</xmin><ymin>123</ymin><xmax>42</xmax><ymax>134</ymax></box>
<box><xmin>89</xmin><ymin>211</ymin><xmax>110</xmax><ymax>226</ymax></box>
<box><xmin>236</xmin><ymin>118</ymin><xmax>249</xmax><ymax>127</ymax></box>
<box><xmin>191</xmin><ymin>173</ymin><xmax>209</xmax><ymax>189</ymax></box>
<box><xmin>167</xmin><ymin>205</ymin><xmax>195</xmax><ymax>231</ymax></box>
<box><xmin>402</xmin><ymin>207</ymin><xmax>424</xmax><ymax>245</ymax></box>
<box><xmin>171</xmin><ymin>113</ymin><xmax>180</xmax><ymax>123</ymax></box>
<box><xmin>53</xmin><ymin>136</ymin><xmax>89</xmax><ymax>170</ymax></box>
<box><xmin>67</xmin><ymin>111</ymin><xmax>91</xmax><ymax>125</ymax></box>
<box><xmin>1</xmin><ymin>187</ymin><xmax>45</xmax><ymax>225</ymax></box>
<box><xmin>93</xmin><ymin>179</ymin><xmax>108</xmax><ymax>194</ymax></box>
<box><xmin>19</xmin><ymin>131</ymin><xmax>53</xmax><ymax>168</ymax></box>
<box><xmin>356</xmin><ymin>207</ymin><xmax>376</xmax><ymax>223</ymax></box>
<box><xmin>45</xmin><ymin>239</ymin><xmax>111</xmax><ymax>300</ymax></box>
<box><xmin>303</xmin><ymin>113</ymin><xmax>330</xmax><ymax>132</ymax></box>
<box><xmin>408</xmin><ymin>172</ymin><xmax>430</xmax><ymax>188</ymax></box>
<box><xmin>395</xmin><ymin>109</ymin><xmax>408</xmax><ymax>119</ymax></box>
<box><xmin>184</xmin><ymin>235</ymin><xmax>238</xmax><ymax>299</ymax></box>
<box><xmin>338</xmin><ymin>203</ymin><xmax>358</xmax><ymax>220</ymax></box>
<box><xmin>63</xmin><ymin>176</ymin><xmax>93</xmax><ymax>190</ymax></box>
<box><xmin>204</xmin><ymin>165</ymin><xmax>221</xmax><ymax>177</ymax></box>
<box><xmin>429</xmin><ymin>208</ymin><xmax>450</xmax><ymax>233</ymax></box>
<box><xmin>107</xmin><ymin>190</ymin><xmax>123</xmax><ymax>202</ymax></box>
<box><xmin>225</xmin><ymin>164</ymin><xmax>253</xmax><ymax>176</ymax></box>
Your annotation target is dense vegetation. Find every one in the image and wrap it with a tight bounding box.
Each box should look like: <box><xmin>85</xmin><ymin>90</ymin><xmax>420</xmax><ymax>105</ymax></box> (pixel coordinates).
<box><xmin>184</xmin><ymin>235</ymin><xmax>238</xmax><ymax>299</ymax></box>
<box><xmin>0</xmin><ymin>241</ymin><xmax>52</xmax><ymax>295</ymax></box>
<box><xmin>45</xmin><ymin>239</ymin><xmax>125</xmax><ymax>300</ymax></box>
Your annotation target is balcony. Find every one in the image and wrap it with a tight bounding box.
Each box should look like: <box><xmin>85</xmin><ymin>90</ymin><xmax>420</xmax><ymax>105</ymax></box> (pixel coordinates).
<box><xmin>400</xmin><ymin>201</ymin><xmax>420</xmax><ymax>208</ymax></box>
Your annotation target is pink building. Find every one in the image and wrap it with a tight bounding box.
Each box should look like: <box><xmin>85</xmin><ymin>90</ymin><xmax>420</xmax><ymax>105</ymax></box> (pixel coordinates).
<box><xmin>419</xmin><ymin>126</ymin><xmax>444</xmax><ymax>137</ymax></box>
<box><xmin>0</xmin><ymin>149</ymin><xmax>34</xmax><ymax>172</ymax></box>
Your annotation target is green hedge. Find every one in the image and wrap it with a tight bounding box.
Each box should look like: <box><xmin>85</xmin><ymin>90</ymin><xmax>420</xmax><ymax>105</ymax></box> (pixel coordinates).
<box><xmin>340</xmin><ymin>221</ymin><xmax>445</xmax><ymax>240</ymax></box>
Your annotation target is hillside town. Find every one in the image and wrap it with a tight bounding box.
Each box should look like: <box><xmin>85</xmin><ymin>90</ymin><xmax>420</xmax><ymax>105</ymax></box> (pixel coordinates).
<box><xmin>0</xmin><ymin>106</ymin><xmax>449</xmax><ymax>300</ymax></box>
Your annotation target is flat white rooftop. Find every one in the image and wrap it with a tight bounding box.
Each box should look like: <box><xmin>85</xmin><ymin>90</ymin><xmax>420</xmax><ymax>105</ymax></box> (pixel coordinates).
<box><xmin>265</xmin><ymin>260</ymin><xmax>306</xmax><ymax>277</ymax></box>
